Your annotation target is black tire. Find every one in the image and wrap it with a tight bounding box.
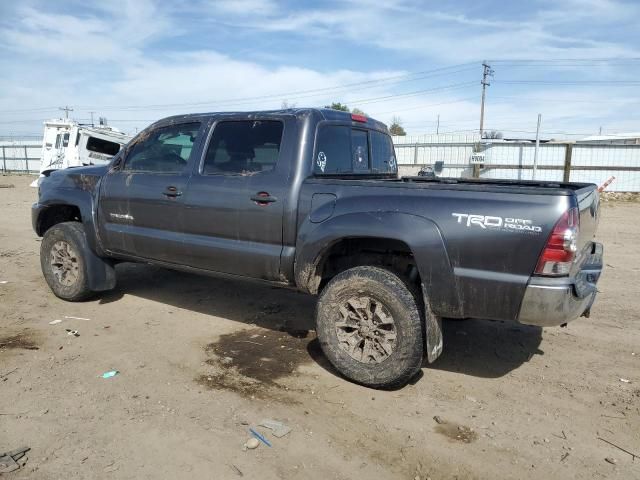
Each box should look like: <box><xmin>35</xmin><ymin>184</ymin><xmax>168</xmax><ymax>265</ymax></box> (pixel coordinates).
<box><xmin>40</xmin><ymin>222</ymin><xmax>94</xmax><ymax>301</ymax></box>
<box><xmin>316</xmin><ymin>266</ymin><xmax>424</xmax><ymax>389</ymax></box>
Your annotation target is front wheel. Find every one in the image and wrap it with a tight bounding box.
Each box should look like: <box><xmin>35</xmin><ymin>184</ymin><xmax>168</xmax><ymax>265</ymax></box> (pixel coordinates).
<box><xmin>40</xmin><ymin>222</ymin><xmax>94</xmax><ymax>301</ymax></box>
<box><xmin>316</xmin><ymin>266</ymin><xmax>424</xmax><ymax>389</ymax></box>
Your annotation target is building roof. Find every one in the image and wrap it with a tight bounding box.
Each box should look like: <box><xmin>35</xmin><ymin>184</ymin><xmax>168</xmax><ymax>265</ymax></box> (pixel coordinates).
<box><xmin>579</xmin><ymin>132</ymin><xmax>640</xmax><ymax>142</ymax></box>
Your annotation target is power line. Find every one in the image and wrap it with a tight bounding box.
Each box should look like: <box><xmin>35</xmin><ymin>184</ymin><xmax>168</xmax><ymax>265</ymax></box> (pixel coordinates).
<box><xmin>340</xmin><ymin>96</ymin><xmax>479</xmax><ymax>116</ymax></box>
<box><xmin>346</xmin><ymin>82</ymin><xmax>476</xmax><ymax>107</ymax></box>
<box><xmin>491</xmin><ymin>95</ymin><xmax>640</xmax><ymax>104</ymax></box>
<box><xmin>488</xmin><ymin>57</ymin><xmax>640</xmax><ymax>64</ymax></box>
<box><xmin>72</xmin><ymin>63</ymin><xmax>479</xmax><ymax>112</ymax></box>
<box><xmin>74</xmin><ymin>80</ymin><xmax>477</xmax><ymax>114</ymax></box>
<box><xmin>0</xmin><ymin>63</ymin><xmax>478</xmax><ymax>115</ymax></box>
<box><xmin>496</xmin><ymin>80</ymin><xmax>640</xmax><ymax>85</ymax></box>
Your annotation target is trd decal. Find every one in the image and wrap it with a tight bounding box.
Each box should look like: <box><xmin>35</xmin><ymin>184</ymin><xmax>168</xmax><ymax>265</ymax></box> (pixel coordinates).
<box><xmin>452</xmin><ymin>213</ymin><xmax>542</xmax><ymax>233</ymax></box>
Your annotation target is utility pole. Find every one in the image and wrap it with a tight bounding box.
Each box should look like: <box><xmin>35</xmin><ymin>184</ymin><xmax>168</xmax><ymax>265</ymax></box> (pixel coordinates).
<box><xmin>479</xmin><ymin>62</ymin><xmax>494</xmax><ymax>138</ymax></box>
<box><xmin>532</xmin><ymin>113</ymin><xmax>542</xmax><ymax>180</ymax></box>
<box><xmin>59</xmin><ymin>106</ymin><xmax>73</xmax><ymax>119</ymax></box>
<box><xmin>474</xmin><ymin>62</ymin><xmax>493</xmax><ymax>178</ymax></box>
<box><xmin>89</xmin><ymin>111</ymin><xmax>96</xmax><ymax>126</ymax></box>
<box><xmin>436</xmin><ymin>114</ymin><xmax>440</xmax><ymax>135</ymax></box>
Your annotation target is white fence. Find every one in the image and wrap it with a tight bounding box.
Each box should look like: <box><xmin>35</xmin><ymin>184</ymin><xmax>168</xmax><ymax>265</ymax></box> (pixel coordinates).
<box><xmin>394</xmin><ymin>136</ymin><xmax>640</xmax><ymax>192</ymax></box>
<box><xmin>1</xmin><ymin>141</ymin><xmax>41</xmax><ymax>173</ymax></box>
<box><xmin>3</xmin><ymin>136</ymin><xmax>640</xmax><ymax>191</ymax></box>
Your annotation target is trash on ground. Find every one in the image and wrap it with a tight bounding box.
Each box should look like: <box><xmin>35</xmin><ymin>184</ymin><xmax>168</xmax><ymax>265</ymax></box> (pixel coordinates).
<box><xmin>0</xmin><ymin>368</ymin><xmax>18</xmax><ymax>380</ymax></box>
<box><xmin>0</xmin><ymin>446</ymin><xmax>30</xmax><ymax>474</ymax></box>
<box><xmin>66</xmin><ymin>329</ymin><xmax>79</xmax><ymax>337</ymax></box>
<box><xmin>49</xmin><ymin>320</ymin><xmax>62</xmax><ymax>325</ymax></box>
<box><xmin>101</xmin><ymin>370</ymin><xmax>119</xmax><ymax>379</ymax></box>
<box><xmin>243</xmin><ymin>437</ymin><xmax>259</xmax><ymax>450</ymax></box>
<box><xmin>598</xmin><ymin>436</ymin><xmax>639</xmax><ymax>460</ymax></box>
<box><xmin>433</xmin><ymin>415</ymin><xmax>445</xmax><ymax>424</ymax></box>
<box><xmin>64</xmin><ymin>316</ymin><xmax>91</xmax><ymax>321</ymax></box>
<box><xmin>0</xmin><ymin>184</ymin><xmax>15</xmax><ymax>189</ymax></box>
<box><xmin>605</xmin><ymin>457</ymin><xmax>617</xmax><ymax>464</ymax></box>
<box><xmin>249</xmin><ymin>428</ymin><xmax>272</xmax><ymax>447</ymax></box>
<box><xmin>619</xmin><ymin>378</ymin><xmax>631</xmax><ymax>383</ymax></box>
<box><xmin>0</xmin><ymin>281</ymin><xmax>8</xmax><ymax>285</ymax></box>
<box><xmin>259</xmin><ymin>419</ymin><xmax>292</xmax><ymax>438</ymax></box>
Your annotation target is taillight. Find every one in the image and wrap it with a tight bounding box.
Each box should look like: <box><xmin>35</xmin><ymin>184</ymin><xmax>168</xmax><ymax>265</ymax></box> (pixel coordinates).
<box><xmin>535</xmin><ymin>207</ymin><xmax>579</xmax><ymax>276</ymax></box>
<box><xmin>351</xmin><ymin>113</ymin><xmax>367</xmax><ymax>123</ymax></box>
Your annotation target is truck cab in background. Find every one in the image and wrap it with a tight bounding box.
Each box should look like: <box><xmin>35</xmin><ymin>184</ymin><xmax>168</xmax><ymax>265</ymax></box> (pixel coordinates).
<box><xmin>36</xmin><ymin>118</ymin><xmax>131</xmax><ymax>179</ymax></box>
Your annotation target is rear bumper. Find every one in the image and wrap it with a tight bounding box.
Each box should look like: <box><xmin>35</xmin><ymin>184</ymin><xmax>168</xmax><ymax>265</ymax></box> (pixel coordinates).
<box><xmin>518</xmin><ymin>242</ymin><xmax>603</xmax><ymax>327</ymax></box>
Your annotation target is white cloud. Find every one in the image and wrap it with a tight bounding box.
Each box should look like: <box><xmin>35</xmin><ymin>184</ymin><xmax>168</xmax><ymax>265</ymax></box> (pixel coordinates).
<box><xmin>2</xmin><ymin>0</ymin><xmax>170</xmax><ymax>61</ymax></box>
<box><xmin>0</xmin><ymin>0</ymin><xmax>638</xmax><ymax>139</ymax></box>
<box><xmin>212</xmin><ymin>0</ymin><xmax>277</xmax><ymax>16</ymax></box>
<box><xmin>216</xmin><ymin>0</ymin><xmax>639</xmax><ymax>61</ymax></box>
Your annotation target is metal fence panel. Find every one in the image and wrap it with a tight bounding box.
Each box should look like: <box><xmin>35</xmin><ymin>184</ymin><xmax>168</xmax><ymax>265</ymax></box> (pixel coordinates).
<box><xmin>2</xmin><ymin>136</ymin><xmax>640</xmax><ymax>191</ymax></box>
<box><xmin>1</xmin><ymin>141</ymin><xmax>40</xmax><ymax>173</ymax></box>
<box><xmin>393</xmin><ymin>139</ymin><xmax>640</xmax><ymax>191</ymax></box>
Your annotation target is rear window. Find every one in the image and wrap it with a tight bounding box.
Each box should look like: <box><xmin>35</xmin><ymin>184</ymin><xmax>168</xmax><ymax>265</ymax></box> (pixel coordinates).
<box><xmin>314</xmin><ymin>125</ymin><xmax>397</xmax><ymax>175</ymax></box>
<box><xmin>87</xmin><ymin>136</ymin><xmax>121</xmax><ymax>156</ymax></box>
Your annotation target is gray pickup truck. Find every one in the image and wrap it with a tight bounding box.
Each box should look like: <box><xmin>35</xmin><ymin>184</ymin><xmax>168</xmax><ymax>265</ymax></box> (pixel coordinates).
<box><xmin>32</xmin><ymin>108</ymin><xmax>603</xmax><ymax>388</ymax></box>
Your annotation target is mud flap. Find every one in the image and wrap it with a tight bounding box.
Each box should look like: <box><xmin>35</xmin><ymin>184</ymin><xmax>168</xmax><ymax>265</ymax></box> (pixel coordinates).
<box><xmin>73</xmin><ymin>224</ymin><xmax>117</xmax><ymax>292</ymax></box>
<box><xmin>85</xmin><ymin>248</ymin><xmax>117</xmax><ymax>292</ymax></box>
<box><xmin>422</xmin><ymin>283</ymin><xmax>443</xmax><ymax>363</ymax></box>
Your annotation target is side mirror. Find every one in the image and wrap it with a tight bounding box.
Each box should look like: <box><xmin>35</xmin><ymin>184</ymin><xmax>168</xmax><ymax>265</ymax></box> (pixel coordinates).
<box><xmin>109</xmin><ymin>152</ymin><xmax>124</xmax><ymax>172</ymax></box>
<box><xmin>434</xmin><ymin>161</ymin><xmax>444</xmax><ymax>174</ymax></box>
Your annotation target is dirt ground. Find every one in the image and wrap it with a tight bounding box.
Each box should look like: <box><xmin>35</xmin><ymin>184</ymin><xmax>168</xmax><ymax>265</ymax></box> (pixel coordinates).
<box><xmin>1</xmin><ymin>174</ymin><xmax>638</xmax><ymax>480</ymax></box>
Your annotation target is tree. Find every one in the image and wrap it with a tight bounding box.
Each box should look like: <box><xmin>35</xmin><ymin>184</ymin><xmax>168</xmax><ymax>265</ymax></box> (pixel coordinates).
<box><xmin>482</xmin><ymin>130</ymin><xmax>503</xmax><ymax>139</ymax></box>
<box><xmin>281</xmin><ymin>100</ymin><xmax>297</xmax><ymax>109</ymax></box>
<box><xmin>389</xmin><ymin>116</ymin><xmax>406</xmax><ymax>136</ymax></box>
<box><xmin>324</xmin><ymin>102</ymin><xmax>350</xmax><ymax>112</ymax></box>
<box><xmin>351</xmin><ymin>107</ymin><xmax>368</xmax><ymax>117</ymax></box>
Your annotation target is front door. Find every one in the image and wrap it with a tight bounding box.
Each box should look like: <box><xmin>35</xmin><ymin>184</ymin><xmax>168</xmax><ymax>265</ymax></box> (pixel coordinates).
<box><xmin>98</xmin><ymin>122</ymin><xmax>204</xmax><ymax>264</ymax></box>
<box><xmin>181</xmin><ymin>118</ymin><xmax>288</xmax><ymax>279</ymax></box>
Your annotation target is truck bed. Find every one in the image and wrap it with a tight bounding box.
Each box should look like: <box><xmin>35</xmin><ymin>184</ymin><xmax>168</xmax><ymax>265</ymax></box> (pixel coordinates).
<box><xmin>298</xmin><ymin>175</ymin><xmax>600</xmax><ymax>322</ymax></box>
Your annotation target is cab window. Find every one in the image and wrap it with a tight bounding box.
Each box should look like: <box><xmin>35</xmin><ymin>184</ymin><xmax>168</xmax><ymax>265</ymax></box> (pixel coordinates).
<box><xmin>314</xmin><ymin>125</ymin><xmax>397</xmax><ymax>175</ymax></box>
<box><xmin>202</xmin><ymin>120</ymin><xmax>283</xmax><ymax>175</ymax></box>
<box><xmin>123</xmin><ymin>123</ymin><xmax>200</xmax><ymax>173</ymax></box>
<box><xmin>370</xmin><ymin>130</ymin><xmax>397</xmax><ymax>173</ymax></box>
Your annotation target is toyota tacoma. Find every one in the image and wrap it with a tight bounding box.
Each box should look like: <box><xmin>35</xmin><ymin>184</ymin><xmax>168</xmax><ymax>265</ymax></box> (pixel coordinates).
<box><xmin>32</xmin><ymin>108</ymin><xmax>603</xmax><ymax>388</ymax></box>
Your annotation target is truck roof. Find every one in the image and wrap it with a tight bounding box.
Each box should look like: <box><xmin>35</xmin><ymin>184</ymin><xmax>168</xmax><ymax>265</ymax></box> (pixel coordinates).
<box><xmin>151</xmin><ymin>108</ymin><xmax>389</xmax><ymax>134</ymax></box>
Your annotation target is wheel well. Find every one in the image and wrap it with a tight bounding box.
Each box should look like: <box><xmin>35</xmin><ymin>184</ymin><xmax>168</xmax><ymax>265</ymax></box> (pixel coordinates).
<box><xmin>38</xmin><ymin>205</ymin><xmax>82</xmax><ymax>236</ymax></box>
<box><xmin>311</xmin><ymin>237</ymin><xmax>420</xmax><ymax>294</ymax></box>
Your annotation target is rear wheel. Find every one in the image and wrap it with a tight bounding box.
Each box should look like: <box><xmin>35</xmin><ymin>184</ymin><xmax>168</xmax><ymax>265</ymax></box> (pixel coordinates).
<box><xmin>316</xmin><ymin>266</ymin><xmax>424</xmax><ymax>389</ymax></box>
<box><xmin>40</xmin><ymin>222</ymin><xmax>94</xmax><ymax>301</ymax></box>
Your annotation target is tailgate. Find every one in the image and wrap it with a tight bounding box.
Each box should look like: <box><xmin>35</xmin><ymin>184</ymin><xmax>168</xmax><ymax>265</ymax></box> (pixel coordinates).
<box><xmin>575</xmin><ymin>185</ymin><xmax>600</xmax><ymax>252</ymax></box>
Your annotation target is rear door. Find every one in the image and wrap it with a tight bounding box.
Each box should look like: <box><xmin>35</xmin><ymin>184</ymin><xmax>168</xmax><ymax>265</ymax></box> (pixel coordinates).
<box><xmin>98</xmin><ymin>122</ymin><xmax>204</xmax><ymax>263</ymax></box>
<box><xmin>180</xmin><ymin>116</ymin><xmax>290</xmax><ymax>279</ymax></box>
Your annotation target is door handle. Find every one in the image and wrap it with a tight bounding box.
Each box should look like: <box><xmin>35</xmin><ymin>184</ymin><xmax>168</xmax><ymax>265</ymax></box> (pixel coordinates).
<box><xmin>163</xmin><ymin>186</ymin><xmax>182</xmax><ymax>198</ymax></box>
<box><xmin>251</xmin><ymin>192</ymin><xmax>277</xmax><ymax>205</ymax></box>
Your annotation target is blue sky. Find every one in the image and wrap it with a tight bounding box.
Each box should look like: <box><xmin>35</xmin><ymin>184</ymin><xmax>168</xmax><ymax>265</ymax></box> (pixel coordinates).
<box><xmin>1</xmin><ymin>0</ymin><xmax>639</xmax><ymax>138</ymax></box>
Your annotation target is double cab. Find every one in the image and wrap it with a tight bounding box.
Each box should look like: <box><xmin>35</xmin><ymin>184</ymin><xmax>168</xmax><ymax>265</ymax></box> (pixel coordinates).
<box><xmin>33</xmin><ymin>108</ymin><xmax>603</xmax><ymax>388</ymax></box>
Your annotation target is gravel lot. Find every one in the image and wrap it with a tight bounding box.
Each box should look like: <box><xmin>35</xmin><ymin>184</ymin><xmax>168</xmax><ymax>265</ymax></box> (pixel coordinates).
<box><xmin>1</xmin><ymin>174</ymin><xmax>638</xmax><ymax>479</ymax></box>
